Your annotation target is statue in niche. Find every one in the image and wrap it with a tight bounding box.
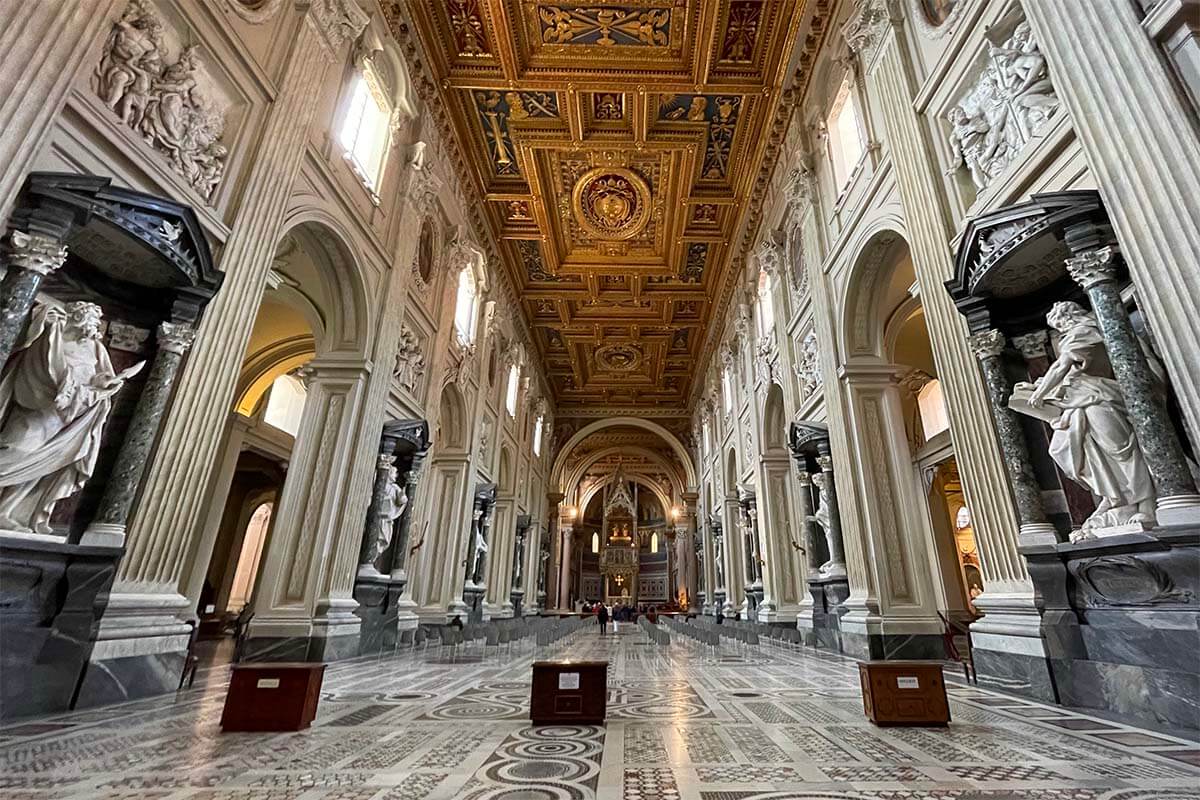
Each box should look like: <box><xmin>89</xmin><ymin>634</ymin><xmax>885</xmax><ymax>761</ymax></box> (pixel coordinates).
<box><xmin>1010</xmin><ymin>301</ymin><xmax>1157</xmax><ymax>539</ymax></box>
<box><xmin>359</xmin><ymin>463</ymin><xmax>407</xmax><ymax>577</ymax></box>
<box><xmin>809</xmin><ymin>472</ymin><xmax>842</xmax><ymax>575</ymax></box>
<box><xmin>0</xmin><ymin>303</ymin><xmax>144</xmax><ymax>534</ymax></box>
<box><xmin>469</xmin><ymin>514</ymin><xmax>490</xmax><ymax>585</ymax></box>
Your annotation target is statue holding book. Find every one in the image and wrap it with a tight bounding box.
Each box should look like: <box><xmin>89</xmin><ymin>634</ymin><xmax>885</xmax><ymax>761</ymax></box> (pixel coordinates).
<box><xmin>1008</xmin><ymin>301</ymin><xmax>1156</xmax><ymax>539</ymax></box>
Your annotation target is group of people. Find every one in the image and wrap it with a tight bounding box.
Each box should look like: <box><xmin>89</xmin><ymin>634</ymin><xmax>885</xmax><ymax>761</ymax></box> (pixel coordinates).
<box><xmin>582</xmin><ymin>602</ymin><xmax>664</xmax><ymax>634</ymax></box>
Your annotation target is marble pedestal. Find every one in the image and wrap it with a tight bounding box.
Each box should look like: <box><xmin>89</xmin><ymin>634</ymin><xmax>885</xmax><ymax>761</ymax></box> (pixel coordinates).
<box><xmin>353</xmin><ymin>573</ymin><xmax>407</xmax><ymax>657</ymax></box>
<box><xmin>463</xmin><ymin>586</ymin><xmax>486</xmax><ymax>624</ymax></box>
<box><xmin>0</xmin><ymin>535</ymin><xmax>121</xmax><ymax>721</ymax></box>
<box><xmin>800</xmin><ymin>574</ymin><xmax>850</xmax><ymax>652</ymax></box>
<box><xmin>509</xmin><ymin>589</ymin><xmax>524</xmax><ymax>618</ymax></box>
<box><xmin>1023</xmin><ymin>526</ymin><xmax>1200</xmax><ymax>731</ymax></box>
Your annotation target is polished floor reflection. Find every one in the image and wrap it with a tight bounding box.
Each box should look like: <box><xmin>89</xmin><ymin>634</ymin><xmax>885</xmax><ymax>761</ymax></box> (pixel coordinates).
<box><xmin>2</xmin><ymin>626</ymin><xmax>1198</xmax><ymax>799</ymax></box>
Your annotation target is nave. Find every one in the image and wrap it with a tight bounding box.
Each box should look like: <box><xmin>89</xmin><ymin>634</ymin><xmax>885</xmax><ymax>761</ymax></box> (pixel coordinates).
<box><xmin>2</xmin><ymin>628</ymin><xmax>1198</xmax><ymax>800</ymax></box>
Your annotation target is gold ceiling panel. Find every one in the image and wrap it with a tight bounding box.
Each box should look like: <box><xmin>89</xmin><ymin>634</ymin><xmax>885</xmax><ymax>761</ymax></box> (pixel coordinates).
<box><xmin>408</xmin><ymin>0</ymin><xmax>803</xmax><ymax>409</ymax></box>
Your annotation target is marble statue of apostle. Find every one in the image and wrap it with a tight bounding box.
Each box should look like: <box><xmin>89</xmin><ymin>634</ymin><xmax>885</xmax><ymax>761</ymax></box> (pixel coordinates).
<box><xmin>810</xmin><ymin>471</ymin><xmax>838</xmax><ymax>574</ymax></box>
<box><xmin>360</xmin><ymin>466</ymin><xmax>407</xmax><ymax>576</ymax></box>
<box><xmin>1011</xmin><ymin>301</ymin><xmax>1156</xmax><ymax>538</ymax></box>
<box><xmin>0</xmin><ymin>302</ymin><xmax>143</xmax><ymax>534</ymax></box>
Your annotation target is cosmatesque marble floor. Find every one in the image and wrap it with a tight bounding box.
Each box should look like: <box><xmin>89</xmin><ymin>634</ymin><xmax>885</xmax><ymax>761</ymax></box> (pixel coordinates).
<box><xmin>2</xmin><ymin>626</ymin><xmax>1199</xmax><ymax>800</ymax></box>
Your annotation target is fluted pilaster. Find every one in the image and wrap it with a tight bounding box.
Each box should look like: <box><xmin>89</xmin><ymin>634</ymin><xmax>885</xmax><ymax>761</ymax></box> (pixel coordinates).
<box><xmin>866</xmin><ymin>31</ymin><xmax>1029</xmax><ymax>593</ymax></box>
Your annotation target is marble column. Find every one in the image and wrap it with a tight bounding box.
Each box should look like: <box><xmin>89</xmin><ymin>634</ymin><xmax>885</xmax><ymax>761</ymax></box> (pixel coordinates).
<box><xmin>0</xmin><ymin>0</ymin><xmax>125</xmax><ymax>221</ymax></box>
<box><xmin>558</xmin><ymin>525</ymin><xmax>574</xmax><ymax>611</ymax></box>
<box><xmin>81</xmin><ymin>321</ymin><xmax>197</xmax><ymax>547</ymax></box>
<box><xmin>968</xmin><ymin>329</ymin><xmax>1061</xmax><ymax>546</ymax></box>
<box><xmin>1064</xmin><ymin>246</ymin><xmax>1200</xmax><ymax>525</ymax></box>
<box><xmin>795</xmin><ymin>471</ymin><xmax>820</xmax><ymax>575</ymax></box>
<box><xmin>0</xmin><ymin>229</ymin><xmax>67</xmax><ymax>368</ymax></box>
<box><xmin>1024</xmin><ymin>0</ymin><xmax>1200</xmax><ymax>449</ymax></box>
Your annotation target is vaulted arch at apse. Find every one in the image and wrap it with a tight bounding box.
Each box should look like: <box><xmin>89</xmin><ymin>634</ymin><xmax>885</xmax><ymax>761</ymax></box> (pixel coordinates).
<box><xmin>548</xmin><ymin>419</ymin><xmax>696</xmax><ymax>611</ymax></box>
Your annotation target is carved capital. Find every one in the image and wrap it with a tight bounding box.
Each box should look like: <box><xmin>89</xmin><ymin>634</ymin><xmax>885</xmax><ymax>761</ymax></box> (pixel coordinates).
<box><xmin>309</xmin><ymin>0</ymin><xmax>370</xmax><ymax>57</ymax></box>
<box><xmin>157</xmin><ymin>321</ymin><xmax>196</xmax><ymax>355</ymax></box>
<box><xmin>841</xmin><ymin>0</ymin><xmax>892</xmax><ymax>58</ymax></box>
<box><xmin>797</xmin><ymin>471</ymin><xmax>812</xmax><ymax>487</ymax></box>
<box><xmin>1066</xmin><ymin>246</ymin><xmax>1118</xmax><ymax>290</ymax></box>
<box><xmin>377</xmin><ymin>452</ymin><xmax>397</xmax><ymax>471</ymax></box>
<box><xmin>3</xmin><ymin>231</ymin><xmax>67</xmax><ymax>276</ymax></box>
<box><xmin>1011</xmin><ymin>330</ymin><xmax>1050</xmax><ymax>361</ymax></box>
<box><xmin>816</xmin><ymin>455</ymin><xmax>834</xmax><ymax>473</ymax></box>
<box><xmin>968</xmin><ymin>328</ymin><xmax>1006</xmax><ymax>361</ymax></box>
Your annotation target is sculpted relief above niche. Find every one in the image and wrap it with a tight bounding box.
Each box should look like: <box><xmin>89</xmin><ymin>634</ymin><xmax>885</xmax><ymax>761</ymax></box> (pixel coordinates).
<box><xmin>945</xmin><ymin>17</ymin><xmax>1061</xmax><ymax>192</ymax></box>
<box><xmin>93</xmin><ymin>0</ymin><xmax>230</xmax><ymax>202</ymax></box>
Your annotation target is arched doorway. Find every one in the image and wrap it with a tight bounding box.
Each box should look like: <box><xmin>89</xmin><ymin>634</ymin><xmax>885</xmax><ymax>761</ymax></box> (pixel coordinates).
<box><xmin>183</xmin><ymin>218</ymin><xmax>371</xmax><ymax>663</ymax></box>
<box><xmin>835</xmin><ymin>228</ymin><xmax>958</xmax><ymax>655</ymax></box>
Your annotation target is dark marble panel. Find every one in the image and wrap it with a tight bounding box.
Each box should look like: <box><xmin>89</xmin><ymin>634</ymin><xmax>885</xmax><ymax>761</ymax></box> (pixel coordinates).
<box><xmin>353</xmin><ymin>577</ymin><xmax>405</xmax><ymax>657</ymax></box>
<box><xmin>1051</xmin><ymin>656</ymin><xmax>1200</xmax><ymax>731</ymax></box>
<box><xmin>240</xmin><ymin>635</ymin><xmax>311</xmax><ymax>662</ymax></box>
<box><xmin>74</xmin><ymin>650</ymin><xmax>185</xmax><ymax>709</ymax></box>
<box><xmin>0</xmin><ymin>536</ymin><xmax>121</xmax><ymax>721</ymax></box>
<box><xmin>839</xmin><ymin>631</ymin><xmax>944</xmax><ymax>661</ymax></box>
<box><xmin>972</xmin><ymin>647</ymin><xmax>1058</xmax><ymax>703</ymax></box>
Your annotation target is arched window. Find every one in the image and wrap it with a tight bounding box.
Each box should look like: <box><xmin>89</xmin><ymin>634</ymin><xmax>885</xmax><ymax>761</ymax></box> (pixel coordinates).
<box><xmin>721</xmin><ymin>369</ymin><xmax>734</xmax><ymax>414</ymax></box>
<box><xmin>702</xmin><ymin>420</ymin><xmax>711</xmax><ymax>455</ymax></box>
<box><xmin>263</xmin><ymin>373</ymin><xmax>307</xmax><ymax>436</ymax></box>
<box><xmin>826</xmin><ymin>78</ymin><xmax>865</xmax><ymax>192</ymax></box>
<box><xmin>650</xmin><ymin>531</ymin><xmax>659</xmax><ymax>554</ymax></box>
<box><xmin>757</xmin><ymin>269</ymin><xmax>775</xmax><ymax>337</ymax></box>
<box><xmin>591</xmin><ymin>531</ymin><xmax>600</xmax><ymax>554</ymax></box>
<box><xmin>533</xmin><ymin>414</ymin><xmax>544</xmax><ymax>456</ymax></box>
<box><xmin>505</xmin><ymin>363</ymin><xmax>520</xmax><ymax>417</ymax></box>
<box><xmin>227</xmin><ymin>502</ymin><xmax>272</xmax><ymax>612</ymax></box>
<box><xmin>454</xmin><ymin>264</ymin><xmax>479</xmax><ymax>343</ymax></box>
<box><xmin>338</xmin><ymin>67</ymin><xmax>392</xmax><ymax>191</ymax></box>
<box><xmin>917</xmin><ymin>379</ymin><xmax>950</xmax><ymax>440</ymax></box>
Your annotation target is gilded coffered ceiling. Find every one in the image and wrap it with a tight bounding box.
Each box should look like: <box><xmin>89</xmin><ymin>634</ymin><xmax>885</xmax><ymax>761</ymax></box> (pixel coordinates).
<box><xmin>406</xmin><ymin>0</ymin><xmax>804</xmax><ymax>409</ymax></box>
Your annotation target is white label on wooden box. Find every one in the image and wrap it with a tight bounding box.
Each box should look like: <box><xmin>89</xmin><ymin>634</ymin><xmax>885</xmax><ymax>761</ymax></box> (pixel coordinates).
<box><xmin>896</xmin><ymin>676</ymin><xmax>919</xmax><ymax>689</ymax></box>
<box><xmin>204</xmin><ymin>604</ymin><xmax>216</xmax><ymax>614</ymax></box>
<box><xmin>256</xmin><ymin>678</ymin><xmax>281</xmax><ymax>689</ymax></box>
<box><xmin>558</xmin><ymin>672</ymin><xmax>580</xmax><ymax>690</ymax></box>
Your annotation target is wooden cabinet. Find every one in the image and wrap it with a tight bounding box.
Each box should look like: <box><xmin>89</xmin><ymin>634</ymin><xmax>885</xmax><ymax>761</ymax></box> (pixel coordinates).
<box><xmin>858</xmin><ymin>660</ymin><xmax>950</xmax><ymax>726</ymax></box>
<box><xmin>530</xmin><ymin>660</ymin><xmax>608</xmax><ymax>725</ymax></box>
<box><xmin>220</xmin><ymin>662</ymin><xmax>326</xmax><ymax>732</ymax></box>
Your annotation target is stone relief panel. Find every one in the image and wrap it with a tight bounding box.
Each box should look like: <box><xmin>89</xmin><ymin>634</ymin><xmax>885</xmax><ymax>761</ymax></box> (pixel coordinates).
<box><xmin>393</xmin><ymin>322</ymin><xmax>426</xmax><ymax>396</ymax></box>
<box><xmin>795</xmin><ymin>329</ymin><xmax>821</xmax><ymax>403</ymax></box>
<box><xmin>92</xmin><ymin>0</ymin><xmax>231</xmax><ymax>202</ymax></box>
<box><xmin>944</xmin><ymin>17</ymin><xmax>1061</xmax><ymax>192</ymax></box>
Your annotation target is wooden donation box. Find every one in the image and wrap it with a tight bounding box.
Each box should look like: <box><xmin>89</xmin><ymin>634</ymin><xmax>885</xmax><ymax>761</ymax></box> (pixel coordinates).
<box><xmin>531</xmin><ymin>660</ymin><xmax>608</xmax><ymax>724</ymax></box>
<box><xmin>221</xmin><ymin>663</ymin><xmax>326</xmax><ymax>732</ymax></box>
<box><xmin>858</xmin><ymin>661</ymin><xmax>950</xmax><ymax>726</ymax></box>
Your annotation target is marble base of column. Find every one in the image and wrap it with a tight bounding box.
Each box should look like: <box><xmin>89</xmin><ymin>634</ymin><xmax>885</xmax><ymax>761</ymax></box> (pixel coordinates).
<box><xmin>1019</xmin><ymin>522</ymin><xmax>1061</xmax><ymax>547</ymax></box>
<box><xmin>1156</xmin><ymin>494</ymin><xmax>1200</xmax><ymax>527</ymax></box>
<box><xmin>79</xmin><ymin>522</ymin><xmax>125</xmax><ymax>548</ymax></box>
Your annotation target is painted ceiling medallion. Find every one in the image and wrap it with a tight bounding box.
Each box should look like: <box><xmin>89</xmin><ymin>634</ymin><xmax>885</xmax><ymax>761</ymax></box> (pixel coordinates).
<box><xmin>595</xmin><ymin>342</ymin><xmax>645</xmax><ymax>372</ymax></box>
<box><xmin>572</xmin><ymin>166</ymin><xmax>651</xmax><ymax>241</ymax></box>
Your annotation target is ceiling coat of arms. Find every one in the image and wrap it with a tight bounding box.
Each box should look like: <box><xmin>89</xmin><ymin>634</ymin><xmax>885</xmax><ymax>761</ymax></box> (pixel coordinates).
<box><xmin>401</xmin><ymin>0</ymin><xmax>803</xmax><ymax>411</ymax></box>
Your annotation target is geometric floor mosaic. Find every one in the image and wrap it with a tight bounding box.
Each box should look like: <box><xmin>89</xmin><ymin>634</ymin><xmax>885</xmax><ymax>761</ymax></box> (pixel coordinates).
<box><xmin>2</xmin><ymin>625</ymin><xmax>1198</xmax><ymax>799</ymax></box>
